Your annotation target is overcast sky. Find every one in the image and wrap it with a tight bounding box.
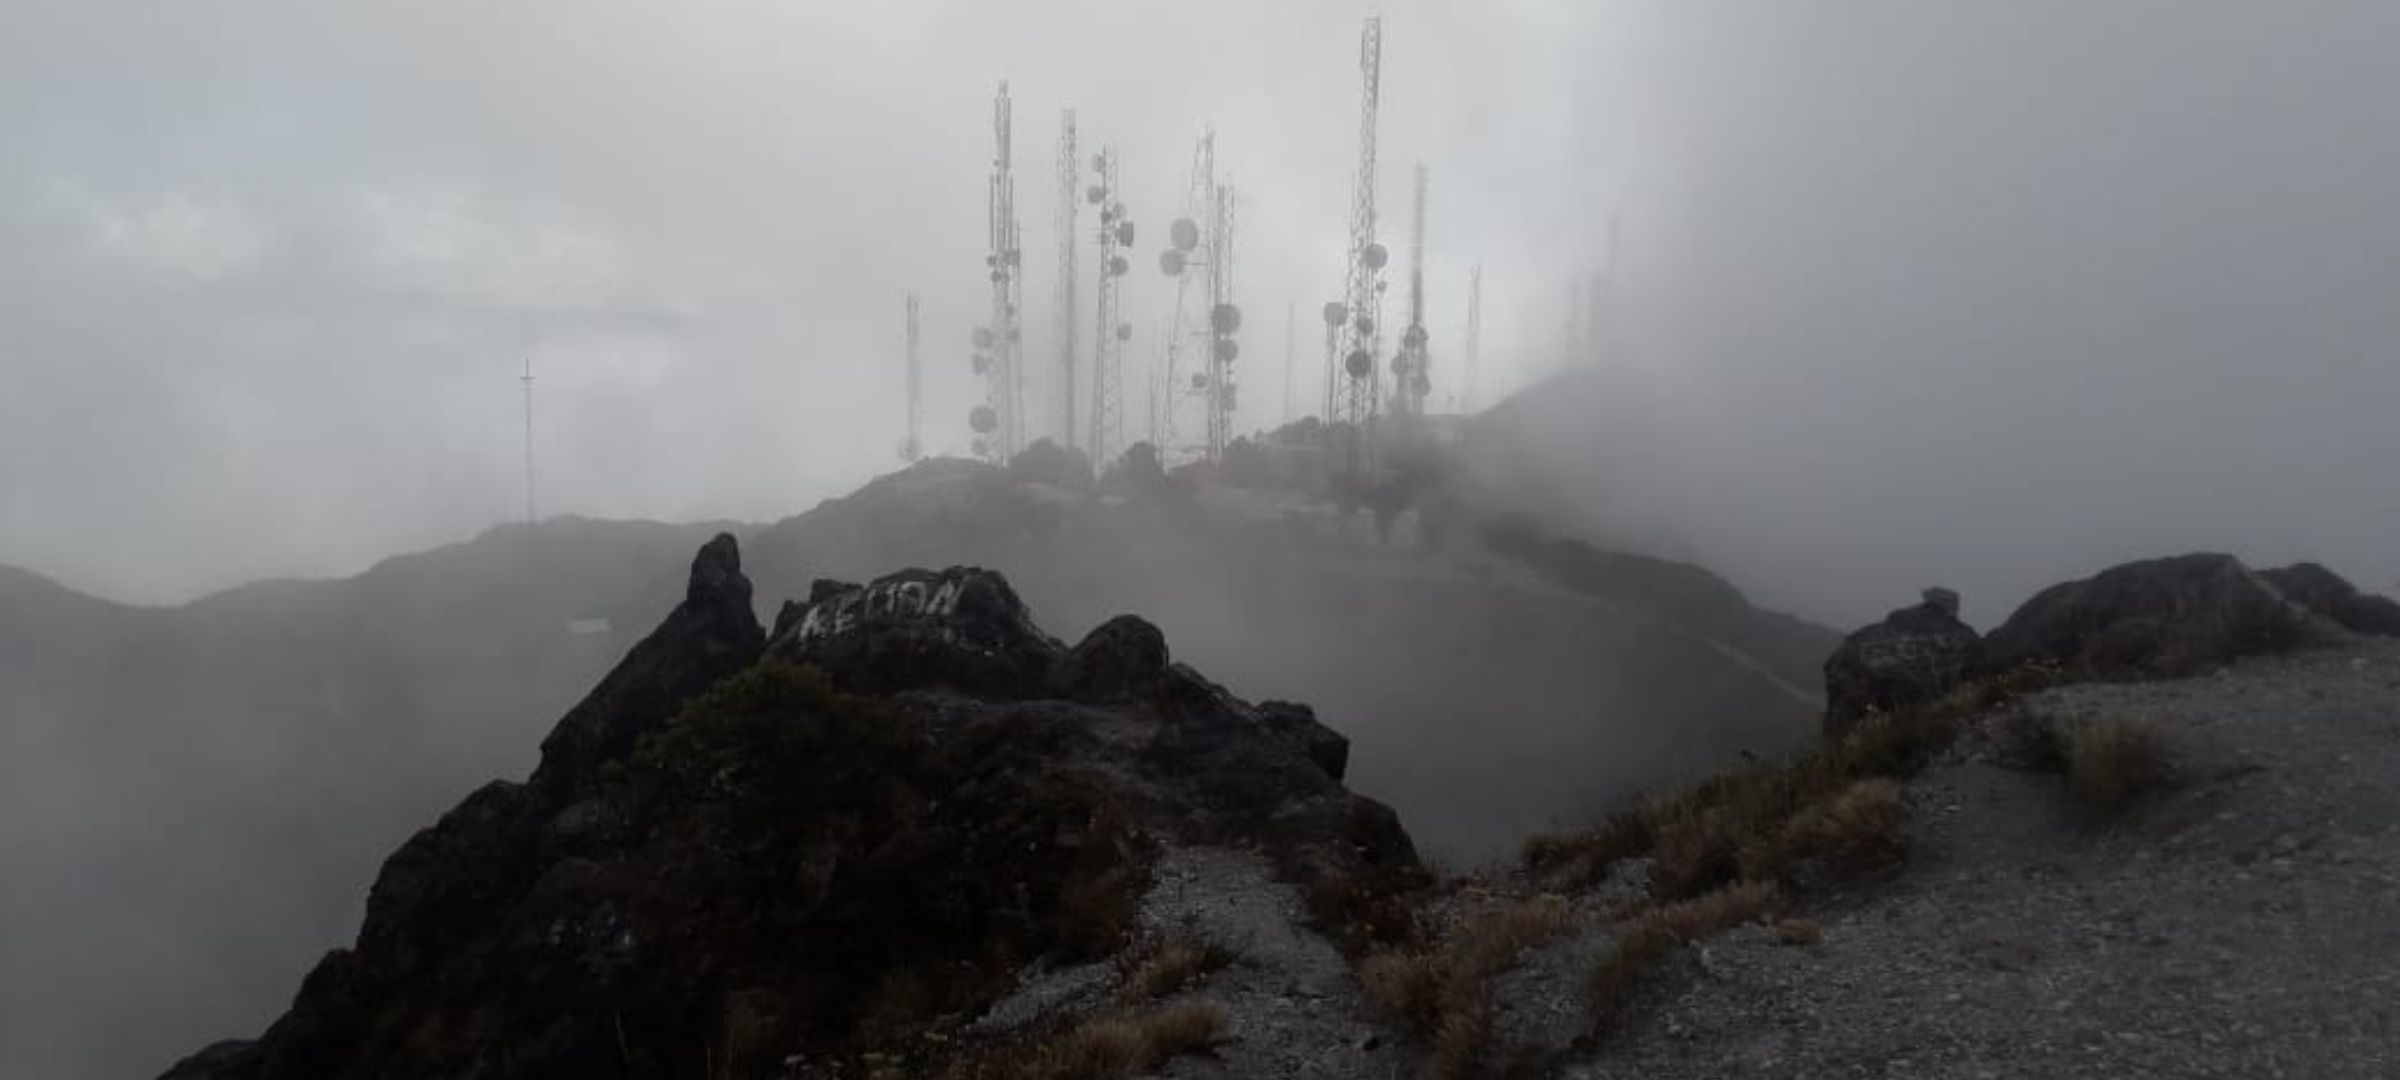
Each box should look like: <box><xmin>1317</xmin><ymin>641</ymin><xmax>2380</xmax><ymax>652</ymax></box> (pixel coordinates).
<box><xmin>4</xmin><ymin>1</ymin><xmax>2397</xmax><ymax>622</ymax></box>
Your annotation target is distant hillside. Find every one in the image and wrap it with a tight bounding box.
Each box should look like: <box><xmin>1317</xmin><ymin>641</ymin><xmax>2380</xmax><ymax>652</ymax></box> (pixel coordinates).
<box><xmin>6</xmin><ymin>460</ymin><xmax>1835</xmax><ymax>1080</ymax></box>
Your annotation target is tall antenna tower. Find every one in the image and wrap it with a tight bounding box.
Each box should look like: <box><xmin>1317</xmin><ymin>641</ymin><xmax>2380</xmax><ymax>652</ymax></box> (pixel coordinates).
<box><xmin>1282</xmin><ymin>300</ymin><xmax>1296</xmax><ymax>426</ymax></box>
<box><xmin>1393</xmin><ymin>162</ymin><xmax>1431</xmax><ymax>419</ymax></box>
<box><xmin>1333</xmin><ymin>16</ymin><xmax>1388</xmax><ymax>474</ymax></box>
<box><xmin>519</xmin><ymin>356</ymin><xmax>536</xmax><ymax>525</ymax></box>
<box><xmin>1053</xmin><ymin>109</ymin><xmax>1079</xmax><ymax>448</ymax></box>
<box><xmin>1158</xmin><ymin>130</ymin><xmax>1240</xmax><ymax>463</ymax></box>
<box><xmin>1591</xmin><ymin>214</ymin><xmax>1621</xmax><ymax>368</ymax></box>
<box><xmin>1461</xmin><ymin>265</ymin><xmax>1483</xmax><ymax>413</ymax></box>
<box><xmin>900</xmin><ymin>294</ymin><xmax>923</xmax><ymax>462</ymax></box>
<box><xmin>1087</xmin><ymin>144</ymin><xmax>1133</xmax><ymax>465</ymax></box>
<box><xmin>970</xmin><ymin>82</ymin><xmax>1023</xmax><ymax>462</ymax></box>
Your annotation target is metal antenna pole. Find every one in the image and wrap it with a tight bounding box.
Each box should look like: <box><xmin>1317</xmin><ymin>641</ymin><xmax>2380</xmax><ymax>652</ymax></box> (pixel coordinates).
<box><xmin>971</xmin><ymin>82</ymin><xmax>1022</xmax><ymax>462</ymax></box>
<box><xmin>1054</xmin><ymin>109</ymin><xmax>1079</xmax><ymax>448</ymax></box>
<box><xmin>902</xmin><ymin>294</ymin><xmax>923</xmax><ymax>461</ymax></box>
<box><xmin>1282</xmin><ymin>300</ymin><xmax>1296</xmax><ymax>427</ymax></box>
<box><xmin>1396</xmin><ymin>162</ymin><xmax>1430</xmax><ymax>419</ymax></box>
<box><xmin>1462</xmin><ymin>265</ymin><xmax>1482</xmax><ymax>413</ymax></box>
<box><xmin>520</xmin><ymin>357</ymin><xmax>536</xmax><ymax>524</ymax></box>
<box><xmin>1088</xmin><ymin>144</ymin><xmax>1129</xmax><ymax>465</ymax></box>
<box><xmin>1335</xmin><ymin>16</ymin><xmax>1386</xmax><ymax>475</ymax></box>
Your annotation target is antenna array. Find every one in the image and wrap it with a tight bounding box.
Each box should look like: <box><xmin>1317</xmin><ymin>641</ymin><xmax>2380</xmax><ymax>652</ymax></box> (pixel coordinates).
<box><xmin>1087</xmin><ymin>145</ymin><xmax>1133</xmax><ymax>465</ymax></box>
<box><xmin>1053</xmin><ymin>110</ymin><xmax>1079</xmax><ymax>449</ymax></box>
<box><xmin>1329</xmin><ymin>16</ymin><xmax>1387</xmax><ymax>474</ymax></box>
<box><xmin>970</xmin><ymin>82</ymin><xmax>1024</xmax><ymax>462</ymax></box>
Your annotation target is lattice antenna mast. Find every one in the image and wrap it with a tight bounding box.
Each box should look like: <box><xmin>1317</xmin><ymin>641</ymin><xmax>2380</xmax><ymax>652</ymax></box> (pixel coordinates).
<box><xmin>900</xmin><ymin>294</ymin><xmax>923</xmax><ymax>462</ymax></box>
<box><xmin>1054</xmin><ymin>110</ymin><xmax>1079</xmax><ymax>448</ymax></box>
<box><xmin>1334</xmin><ymin>17</ymin><xmax>1388</xmax><ymax>474</ymax></box>
<box><xmin>1282</xmin><ymin>301</ymin><xmax>1296</xmax><ymax>426</ymax></box>
<box><xmin>520</xmin><ymin>357</ymin><xmax>536</xmax><ymax>525</ymax></box>
<box><xmin>1461</xmin><ymin>265</ymin><xmax>1482</xmax><ymax>413</ymax></box>
<box><xmin>1087</xmin><ymin>145</ymin><xmax>1134</xmax><ymax>465</ymax></box>
<box><xmin>1159</xmin><ymin>130</ymin><xmax>1235</xmax><ymax>463</ymax></box>
<box><xmin>1394</xmin><ymin>162</ymin><xmax>1430</xmax><ymax>419</ymax></box>
<box><xmin>969</xmin><ymin>82</ymin><xmax>1023</xmax><ymax>461</ymax></box>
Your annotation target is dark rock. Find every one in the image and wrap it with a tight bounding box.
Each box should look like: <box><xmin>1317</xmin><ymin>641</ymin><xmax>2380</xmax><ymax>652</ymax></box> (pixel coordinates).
<box><xmin>1260</xmin><ymin>700</ymin><xmax>1352</xmax><ymax>781</ymax></box>
<box><xmin>1983</xmin><ymin>553</ymin><xmax>2329</xmax><ymax>679</ymax></box>
<box><xmin>1823</xmin><ymin>588</ymin><xmax>1985</xmax><ymax>737</ymax></box>
<box><xmin>1062</xmin><ymin>615</ymin><xmax>1171</xmax><ymax>701</ymax></box>
<box><xmin>159</xmin><ymin>552</ymin><xmax>1416</xmax><ymax>1080</ymax></box>
<box><xmin>2261</xmin><ymin>562</ymin><xmax>2400</xmax><ymax>638</ymax></box>
<box><xmin>1007</xmin><ymin>437</ymin><xmax>1096</xmax><ymax>490</ymax></box>
<box><xmin>528</xmin><ymin>532</ymin><xmax>765</xmax><ymax>801</ymax></box>
<box><xmin>766</xmin><ymin>566</ymin><xmax>1062</xmax><ymax>698</ymax></box>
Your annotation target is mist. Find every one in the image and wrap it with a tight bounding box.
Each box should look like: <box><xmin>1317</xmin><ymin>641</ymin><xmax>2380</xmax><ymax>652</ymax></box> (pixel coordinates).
<box><xmin>8</xmin><ymin>3</ymin><xmax>2400</xmax><ymax>1079</ymax></box>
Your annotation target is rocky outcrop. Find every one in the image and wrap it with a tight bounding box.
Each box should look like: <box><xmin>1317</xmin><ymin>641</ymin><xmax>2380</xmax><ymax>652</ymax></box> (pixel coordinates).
<box><xmin>161</xmin><ymin>542</ymin><xmax>1416</xmax><ymax>1080</ymax></box>
<box><xmin>1822</xmin><ymin>587</ymin><xmax>1985</xmax><ymax>736</ymax></box>
<box><xmin>2261</xmin><ymin>562</ymin><xmax>2400</xmax><ymax>638</ymax></box>
<box><xmin>1982</xmin><ymin>553</ymin><xmax>2338</xmax><ymax>679</ymax></box>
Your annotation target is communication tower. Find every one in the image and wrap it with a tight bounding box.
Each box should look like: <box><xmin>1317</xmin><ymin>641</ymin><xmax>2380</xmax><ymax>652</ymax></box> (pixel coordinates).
<box><xmin>1157</xmin><ymin>131</ymin><xmax>1242</xmax><ymax>463</ymax></box>
<box><xmin>1282</xmin><ymin>301</ymin><xmax>1296</xmax><ymax>426</ymax></box>
<box><xmin>899</xmin><ymin>294</ymin><xmax>923</xmax><ymax>462</ymax></box>
<box><xmin>1333</xmin><ymin>16</ymin><xmax>1387</xmax><ymax>473</ymax></box>
<box><xmin>1086</xmin><ymin>144</ymin><xmax>1134</xmax><ymax>465</ymax></box>
<box><xmin>1392</xmin><ymin>162</ymin><xmax>1431</xmax><ymax>419</ymax></box>
<box><xmin>1053</xmin><ymin>110</ymin><xmax>1079</xmax><ymax>448</ymax></box>
<box><xmin>1461</xmin><ymin>266</ymin><xmax>1482</xmax><ymax>413</ymax></box>
<box><xmin>520</xmin><ymin>356</ymin><xmax>536</xmax><ymax>525</ymax></box>
<box><xmin>969</xmin><ymin>82</ymin><xmax>1024</xmax><ymax>462</ymax></box>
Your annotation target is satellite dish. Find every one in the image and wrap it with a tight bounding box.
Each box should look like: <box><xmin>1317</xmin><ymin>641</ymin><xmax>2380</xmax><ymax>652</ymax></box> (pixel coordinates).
<box><xmin>1108</xmin><ymin>202</ymin><xmax>1126</xmax><ymax>219</ymax></box>
<box><xmin>969</xmin><ymin>405</ymin><xmax>998</xmax><ymax>434</ymax></box>
<box><xmin>1353</xmin><ymin>315</ymin><xmax>1375</xmax><ymax>336</ymax></box>
<box><xmin>1214</xmin><ymin>338</ymin><xmax>1240</xmax><ymax>363</ymax></box>
<box><xmin>1116</xmin><ymin>323</ymin><xmax>1133</xmax><ymax>341</ymax></box>
<box><xmin>1159</xmin><ymin>250</ymin><xmax>1187</xmax><ymax>276</ymax></box>
<box><xmin>989</xmin><ymin>270</ymin><xmax>1005</xmax><ymax>283</ymax></box>
<box><xmin>1402</xmin><ymin>325</ymin><xmax>1427</xmax><ymax>347</ymax></box>
<box><xmin>1008</xmin><ymin>327</ymin><xmax>1022</xmax><ymax>342</ymax></box>
<box><xmin>972</xmin><ymin>354</ymin><xmax>990</xmax><ymax>374</ymax></box>
<box><xmin>1091</xmin><ymin>153</ymin><xmax>1107</xmax><ymax>172</ymax></box>
<box><xmin>1115</xmin><ymin>221</ymin><xmax>1136</xmax><ymax>246</ymax></box>
<box><xmin>1191</xmin><ymin>373</ymin><xmax>1209</xmax><ymax>389</ymax></box>
<box><xmin>1362</xmin><ymin>243</ymin><xmax>1389</xmax><ymax>270</ymax></box>
<box><xmin>1170</xmin><ymin>218</ymin><xmax>1201</xmax><ymax>253</ymax></box>
<box><xmin>1209</xmin><ymin>303</ymin><xmax>1242</xmax><ymax>334</ymax></box>
<box><xmin>1321</xmin><ymin>301</ymin><xmax>1348</xmax><ymax>326</ymax></box>
<box><xmin>1086</xmin><ymin>185</ymin><xmax>1106</xmax><ymax>204</ymax></box>
<box><xmin>1109</xmin><ymin>254</ymin><xmax>1131</xmax><ymax>276</ymax></box>
<box><xmin>1412</xmin><ymin>375</ymin><xmax>1432</xmax><ymax>396</ymax></box>
<box><xmin>972</xmin><ymin>327</ymin><xmax>996</xmax><ymax>349</ymax></box>
<box><xmin>1220</xmin><ymin>384</ymin><xmax>1237</xmax><ymax>409</ymax></box>
<box><xmin>1344</xmin><ymin>349</ymin><xmax>1374</xmax><ymax>378</ymax></box>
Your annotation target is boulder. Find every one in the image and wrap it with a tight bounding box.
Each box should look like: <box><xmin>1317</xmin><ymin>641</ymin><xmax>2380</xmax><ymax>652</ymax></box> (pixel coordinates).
<box><xmin>1982</xmin><ymin>553</ymin><xmax>2329</xmax><ymax>679</ymax></box>
<box><xmin>764</xmin><ymin>566</ymin><xmax>1061</xmax><ymax>699</ymax></box>
<box><xmin>1823</xmin><ymin>587</ymin><xmax>1985</xmax><ymax>737</ymax></box>
<box><xmin>2261</xmin><ymin>562</ymin><xmax>2400</xmax><ymax>638</ymax></box>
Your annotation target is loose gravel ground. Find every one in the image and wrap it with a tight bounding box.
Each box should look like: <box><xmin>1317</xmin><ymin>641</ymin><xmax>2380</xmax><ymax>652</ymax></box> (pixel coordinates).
<box><xmin>1559</xmin><ymin>640</ymin><xmax>2400</xmax><ymax>1079</ymax></box>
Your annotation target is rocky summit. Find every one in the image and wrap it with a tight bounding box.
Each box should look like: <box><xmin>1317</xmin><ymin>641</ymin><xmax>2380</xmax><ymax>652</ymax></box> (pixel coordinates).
<box><xmin>161</xmin><ymin>535</ymin><xmax>1418</xmax><ymax>1080</ymax></box>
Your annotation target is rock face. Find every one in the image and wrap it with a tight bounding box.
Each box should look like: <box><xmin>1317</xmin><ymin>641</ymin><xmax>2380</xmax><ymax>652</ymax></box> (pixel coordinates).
<box><xmin>161</xmin><ymin>540</ymin><xmax>1416</xmax><ymax>1080</ymax></box>
<box><xmin>1822</xmin><ymin>587</ymin><xmax>1985</xmax><ymax>736</ymax></box>
<box><xmin>2261</xmin><ymin>562</ymin><xmax>2400</xmax><ymax>638</ymax></box>
<box><xmin>1982</xmin><ymin>553</ymin><xmax>2336</xmax><ymax>679</ymax></box>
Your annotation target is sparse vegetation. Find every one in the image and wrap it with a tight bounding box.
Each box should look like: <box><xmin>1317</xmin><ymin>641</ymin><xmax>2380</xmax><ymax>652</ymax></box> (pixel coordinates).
<box><xmin>1775</xmin><ymin>917</ymin><xmax>1823</xmax><ymax>946</ymax></box>
<box><xmin>1581</xmin><ymin>880</ymin><xmax>1781</xmax><ymax>1023</ymax></box>
<box><xmin>1118</xmin><ymin>939</ymin><xmax>1233</xmax><ymax>1002</ymax></box>
<box><xmin>2064</xmin><ymin>715</ymin><xmax>2171</xmax><ymax>810</ymax></box>
<box><xmin>1357</xmin><ymin>895</ymin><xmax>1582</xmax><ymax>1080</ymax></box>
<box><xmin>944</xmin><ymin>1002</ymin><xmax>1229</xmax><ymax>1080</ymax></box>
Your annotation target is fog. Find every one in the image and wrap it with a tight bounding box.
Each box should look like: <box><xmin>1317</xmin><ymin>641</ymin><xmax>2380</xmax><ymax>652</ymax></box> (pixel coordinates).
<box><xmin>8</xmin><ymin>3</ymin><xmax>2400</xmax><ymax>1078</ymax></box>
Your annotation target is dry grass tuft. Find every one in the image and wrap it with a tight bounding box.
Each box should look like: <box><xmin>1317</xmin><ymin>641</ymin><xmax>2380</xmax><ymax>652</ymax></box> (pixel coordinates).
<box><xmin>2065</xmin><ymin>716</ymin><xmax>2170</xmax><ymax>810</ymax></box>
<box><xmin>1118</xmin><ymin>939</ymin><xmax>1232</xmax><ymax>1002</ymax></box>
<box><xmin>1640</xmin><ymin>879</ymin><xmax>1782</xmax><ymax>942</ymax></box>
<box><xmin>1521</xmin><ymin>812</ymin><xmax>1651</xmax><ymax>886</ymax></box>
<box><xmin>1774</xmin><ymin>917</ymin><xmax>1822</xmax><ymax>946</ymax></box>
<box><xmin>948</xmin><ymin>1002</ymin><xmax>1228</xmax><ymax>1080</ymax></box>
<box><xmin>1582</xmin><ymin>922</ymin><xmax>1679</xmax><ymax>1018</ymax></box>
<box><xmin>1357</xmin><ymin>895</ymin><xmax>1583</xmax><ymax>1080</ymax></box>
<box><xmin>1779</xmin><ymin>778</ymin><xmax>1909</xmax><ymax>873</ymax></box>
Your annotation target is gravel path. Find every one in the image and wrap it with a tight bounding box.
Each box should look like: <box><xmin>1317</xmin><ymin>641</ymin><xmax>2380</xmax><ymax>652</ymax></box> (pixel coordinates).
<box><xmin>1557</xmin><ymin>640</ymin><xmax>2400</xmax><ymax>1079</ymax></box>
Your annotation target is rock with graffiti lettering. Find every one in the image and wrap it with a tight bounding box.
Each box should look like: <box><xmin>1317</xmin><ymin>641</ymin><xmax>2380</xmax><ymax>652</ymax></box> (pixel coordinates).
<box><xmin>765</xmin><ymin>566</ymin><xmax>1065</xmax><ymax>698</ymax></box>
<box><xmin>1822</xmin><ymin>587</ymin><xmax>1985</xmax><ymax>737</ymax></box>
